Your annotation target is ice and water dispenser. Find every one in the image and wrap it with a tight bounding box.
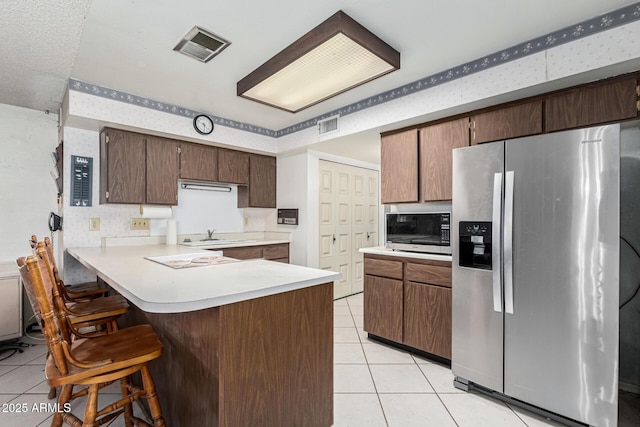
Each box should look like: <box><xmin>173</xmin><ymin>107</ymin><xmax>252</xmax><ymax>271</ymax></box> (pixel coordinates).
<box><xmin>458</xmin><ymin>221</ymin><xmax>492</xmax><ymax>270</ymax></box>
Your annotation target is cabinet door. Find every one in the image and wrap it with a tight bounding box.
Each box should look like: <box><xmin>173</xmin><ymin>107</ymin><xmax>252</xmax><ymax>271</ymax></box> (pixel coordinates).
<box><xmin>100</xmin><ymin>128</ymin><xmax>146</xmax><ymax>204</ymax></box>
<box><xmin>180</xmin><ymin>143</ymin><xmax>218</xmax><ymax>182</ymax></box>
<box><xmin>218</xmin><ymin>149</ymin><xmax>249</xmax><ymax>184</ymax></box>
<box><xmin>471</xmin><ymin>101</ymin><xmax>542</xmax><ymax>145</ymax></box>
<box><xmin>221</xmin><ymin>246</ymin><xmax>263</xmax><ymax>260</ymax></box>
<box><xmin>146</xmin><ymin>137</ymin><xmax>178</xmax><ymax>205</ymax></box>
<box><xmin>404</xmin><ymin>281</ymin><xmax>452</xmax><ymax>359</ymax></box>
<box><xmin>363</xmin><ymin>274</ymin><xmax>403</xmax><ymax>342</ymax></box>
<box><xmin>545</xmin><ymin>78</ymin><xmax>638</xmax><ymax>132</ymax></box>
<box><xmin>262</xmin><ymin>244</ymin><xmax>289</xmax><ymax>260</ymax></box>
<box><xmin>420</xmin><ymin>118</ymin><xmax>469</xmax><ymax>201</ymax></box>
<box><xmin>381</xmin><ymin>129</ymin><xmax>419</xmax><ymax>203</ymax></box>
<box><xmin>239</xmin><ymin>154</ymin><xmax>276</xmax><ymax>208</ymax></box>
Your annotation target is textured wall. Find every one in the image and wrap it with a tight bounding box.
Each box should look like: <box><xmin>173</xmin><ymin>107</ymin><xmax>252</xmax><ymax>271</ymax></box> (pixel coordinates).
<box><xmin>0</xmin><ymin>104</ymin><xmax>59</xmax><ymax>263</ymax></box>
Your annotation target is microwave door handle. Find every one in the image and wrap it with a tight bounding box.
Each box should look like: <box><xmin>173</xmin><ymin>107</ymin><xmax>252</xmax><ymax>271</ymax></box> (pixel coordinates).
<box><xmin>492</xmin><ymin>173</ymin><xmax>503</xmax><ymax>313</ymax></box>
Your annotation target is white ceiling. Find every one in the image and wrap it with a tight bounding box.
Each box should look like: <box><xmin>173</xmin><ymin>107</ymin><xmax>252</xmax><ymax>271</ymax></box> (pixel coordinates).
<box><xmin>0</xmin><ymin>0</ymin><xmax>637</xmax><ymax>155</ymax></box>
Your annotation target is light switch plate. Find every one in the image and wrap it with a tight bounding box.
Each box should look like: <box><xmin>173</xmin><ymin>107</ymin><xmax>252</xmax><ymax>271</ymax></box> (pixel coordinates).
<box><xmin>89</xmin><ymin>218</ymin><xmax>100</xmax><ymax>231</ymax></box>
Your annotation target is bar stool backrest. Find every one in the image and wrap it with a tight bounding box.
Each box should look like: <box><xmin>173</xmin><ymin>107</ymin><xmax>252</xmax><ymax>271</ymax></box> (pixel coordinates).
<box><xmin>16</xmin><ymin>250</ymin><xmax>70</xmax><ymax>375</ymax></box>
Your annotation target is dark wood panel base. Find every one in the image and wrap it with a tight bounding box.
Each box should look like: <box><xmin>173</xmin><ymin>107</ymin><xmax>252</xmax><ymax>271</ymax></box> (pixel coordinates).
<box><xmin>368</xmin><ymin>333</ymin><xmax>451</xmax><ymax>366</ymax></box>
<box><xmin>122</xmin><ymin>283</ymin><xmax>333</xmax><ymax>427</ymax></box>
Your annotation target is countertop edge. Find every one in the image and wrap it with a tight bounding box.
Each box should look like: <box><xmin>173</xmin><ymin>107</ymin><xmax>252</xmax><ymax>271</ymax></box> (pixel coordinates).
<box><xmin>359</xmin><ymin>246</ymin><xmax>452</xmax><ymax>262</ymax></box>
<box><xmin>67</xmin><ymin>247</ymin><xmax>340</xmax><ymax>313</ymax></box>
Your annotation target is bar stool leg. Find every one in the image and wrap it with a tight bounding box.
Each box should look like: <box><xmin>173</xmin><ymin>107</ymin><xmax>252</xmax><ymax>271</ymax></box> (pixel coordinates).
<box><xmin>51</xmin><ymin>384</ymin><xmax>72</xmax><ymax>427</ymax></box>
<box><xmin>120</xmin><ymin>377</ymin><xmax>134</xmax><ymax>427</ymax></box>
<box><xmin>140</xmin><ymin>365</ymin><xmax>165</xmax><ymax>427</ymax></box>
<box><xmin>83</xmin><ymin>383</ymin><xmax>99</xmax><ymax>427</ymax></box>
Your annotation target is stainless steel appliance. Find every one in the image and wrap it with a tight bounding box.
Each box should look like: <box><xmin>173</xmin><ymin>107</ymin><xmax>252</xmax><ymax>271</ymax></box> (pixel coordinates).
<box><xmin>385</xmin><ymin>212</ymin><xmax>451</xmax><ymax>254</ymax></box>
<box><xmin>452</xmin><ymin>125</ymin><xmax>620</xmax><ymax>427</ymax></box>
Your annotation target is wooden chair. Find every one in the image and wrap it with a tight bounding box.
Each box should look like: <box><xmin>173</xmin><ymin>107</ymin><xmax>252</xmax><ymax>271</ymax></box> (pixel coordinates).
<box><xmin>17</xmin><ymin>249</ymin><xmax>165</xmax><ymax>427</ymax></box>
<box><xmin>32</xmin><ymin>239</ymin><xmax>129</xmax><ymax>332</ymax></box>
<box><xmin>30</xmin><ymin>236</ymin><xmax>107</xmax><ymax>302</ymax></box>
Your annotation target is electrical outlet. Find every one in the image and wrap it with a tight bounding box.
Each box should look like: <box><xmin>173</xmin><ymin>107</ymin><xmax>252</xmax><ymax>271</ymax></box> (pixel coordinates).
<box><xmin>131</xmin><ymin>218</ymin><xmax>149</xmax><ymax>230</ymax></box>
<box><xmin>244</xmin><ymin>217</ymin><xmax>249</xmax><ymax>226</ymax></box>
<box><xmin>89</xmin><ymin>218</ymin><xmax>100</xmax><ymax>231</ymax></box>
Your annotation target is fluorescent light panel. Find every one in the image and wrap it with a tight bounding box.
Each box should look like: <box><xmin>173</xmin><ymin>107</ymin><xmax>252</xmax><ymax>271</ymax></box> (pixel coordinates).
<box><xmin>237</xmin><ymin>11</ymin><xmax>400</xmax><ymax>113</ymax></box>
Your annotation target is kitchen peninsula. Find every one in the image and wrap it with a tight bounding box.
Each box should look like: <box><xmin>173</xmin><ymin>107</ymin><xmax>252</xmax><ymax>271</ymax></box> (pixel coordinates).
<box><xmin>67</xmin><ymin>244</ymin><xmax>339</xmax><ymax>427</ymax></box>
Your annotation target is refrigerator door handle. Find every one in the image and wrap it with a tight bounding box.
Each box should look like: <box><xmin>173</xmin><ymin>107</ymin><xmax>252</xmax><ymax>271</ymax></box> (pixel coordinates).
<box><xmin>504</xmin><ymin>170</ymin><xmax>515</xmax><ymax>314</ymax></box>
<box><xmin>492</xmin><ymin>173</ymin><xmax>502</xmax><ymax>313</ymax></box>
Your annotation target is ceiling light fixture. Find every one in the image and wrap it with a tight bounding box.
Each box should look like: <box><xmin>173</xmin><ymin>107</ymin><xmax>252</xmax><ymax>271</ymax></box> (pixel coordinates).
<box><xmin>237</xmin><ymin>10</ymin><xmax>400</xmax><ymax>113</ymax></box>
<box><xmin>181</xmin><ymin>182</ymin><xmax>232</xmax><ymax>192</ymax></box>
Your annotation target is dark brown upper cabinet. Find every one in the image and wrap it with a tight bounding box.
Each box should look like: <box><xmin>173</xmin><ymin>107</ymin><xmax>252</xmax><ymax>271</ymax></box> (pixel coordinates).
<box><xmin>238</xmin><ymin>154</ymin><xmax>276</xmax><ymax>208</ymax></box>
<box><xmin>545</xmin><ymin>78</ymin><xmax>639</xmax><ymax>132</ymax></box>
<box><xmin>179</xmin><ymin>143</ymin><xmax>218</xmax><ymax>182</ymax></box>
<box><xmin>420</xmin><ymin>118</ymin><xmax>469</xmax><ymax>201</ymax></box>
<box><xmin>380</xmin><ymin>129</ymin><xmax>419</xmax><ymax>204</ymax></box>
<box><xmin>218</xmin><ymin>148</ymin><xmax>249</xmax><ymax>185</ymax></box>
<box><xmin>100</xmin><ymin>128</ymin><xmax>146</xmax><ymax>204</ymax></box>
<box><xmin>146</xmin><ymin>137</ymin><xmax>179</xmax><ymax>205</ymax></box>
<box><xmin>471</xmin><ymin>101</ymin><xmax>542</xmax><ymax>145</ymax></box>
<box><xmin>100</xmin><ymin>128</ymin><xmax>179</xmax><ymax>205</ymax></box>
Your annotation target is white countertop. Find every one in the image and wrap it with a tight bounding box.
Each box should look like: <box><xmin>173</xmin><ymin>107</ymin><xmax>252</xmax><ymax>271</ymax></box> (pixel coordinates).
<box><xmin>359</xmin><ymin>246</ymin><xmax>452</xmax><ymax>262</ymax></box>
<box><xmin>67</xmin><ymin>245</ymin><xmax>340</xmax><ymax>314</ymax></box>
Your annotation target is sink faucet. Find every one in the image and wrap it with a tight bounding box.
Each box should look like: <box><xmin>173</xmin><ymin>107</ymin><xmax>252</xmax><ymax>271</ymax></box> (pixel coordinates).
<box><xmin>207</xmin><ymin>229</ymin><xmax>215</xmax><ymax>239</ymax></box>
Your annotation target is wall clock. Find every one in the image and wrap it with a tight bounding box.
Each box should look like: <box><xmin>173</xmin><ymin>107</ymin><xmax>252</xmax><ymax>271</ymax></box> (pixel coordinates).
<box><xmin>193</xmin><ymin>114</ymin><xmax>214</xmax><ymax>135</ymax></box>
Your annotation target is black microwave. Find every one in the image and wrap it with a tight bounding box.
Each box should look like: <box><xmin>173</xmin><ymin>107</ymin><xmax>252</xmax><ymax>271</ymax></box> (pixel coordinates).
<box><xmin>385</xmin><ymin>212</ymin><xmax>451</xmax><ymax>254</ymax></box>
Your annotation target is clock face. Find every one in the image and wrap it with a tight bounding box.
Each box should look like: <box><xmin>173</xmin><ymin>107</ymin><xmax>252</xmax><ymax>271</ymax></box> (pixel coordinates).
<box><xmin>194</xmin><ymin>115</ymin><xmax>214</xmax><ymax>135</ymax></box>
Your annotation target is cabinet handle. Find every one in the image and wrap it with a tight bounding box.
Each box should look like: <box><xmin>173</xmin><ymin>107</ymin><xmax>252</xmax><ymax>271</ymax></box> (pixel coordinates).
<box><xmin>332</xmin><ymin>234</ymin><xmax>336</xmax><ymax>244</ymax></box>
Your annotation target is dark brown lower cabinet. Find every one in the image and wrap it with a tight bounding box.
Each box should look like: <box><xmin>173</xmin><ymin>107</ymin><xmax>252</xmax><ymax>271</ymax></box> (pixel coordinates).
<box><xmin>364</xmin><ymin>275</ymin><xmax>403</xmax><ymax>343</ymax></box>
<box><xmin>363</xmin><ymin>253</ymin><xmax>452</xmax><ymax>360</ymax></box>
<box><xmin>404</xmin><ymin>281</ymin><xmax>452</xmax><ymax>359</ymax></box>
<box><xmin>218</xmin><ymin>243</ymin><xmax>289</xmax><ymax>263</ymax></box>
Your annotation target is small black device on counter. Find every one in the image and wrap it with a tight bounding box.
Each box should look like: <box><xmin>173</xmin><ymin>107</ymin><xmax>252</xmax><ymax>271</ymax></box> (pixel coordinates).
<box><xmin>385</xmin><ymin>212</ymin><xmax>450</xmax><ymax>254</ymax></box>
<box><xmin>458</xmin><ymin>221</ymin><xmax>492</xmax><ymax>269</ymax></box>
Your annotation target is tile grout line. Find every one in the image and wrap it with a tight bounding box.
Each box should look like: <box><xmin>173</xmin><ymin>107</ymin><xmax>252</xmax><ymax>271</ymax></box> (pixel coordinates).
<box><xmin>412</xmin><ymin>353</ymin><xmax>460</xmax><ymax>427</ymax></box>
<box><xmin>347</xmin><ymin>296</ymin><xmax>391</xmax><ymax>427</ymax></box>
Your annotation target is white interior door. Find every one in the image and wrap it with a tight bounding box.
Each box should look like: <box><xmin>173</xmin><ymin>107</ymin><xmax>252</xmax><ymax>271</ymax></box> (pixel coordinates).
<box><xmin>319</xmin><ymin>160</ymin><xmax>379</xmax><ymax>299</ymax></box>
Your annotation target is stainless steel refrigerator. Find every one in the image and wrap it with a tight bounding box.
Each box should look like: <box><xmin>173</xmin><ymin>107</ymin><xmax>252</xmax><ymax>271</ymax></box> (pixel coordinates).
<box><xmin>452</xmin><ymin>124</ymin><xmax>620</xmax><ymax>427</ymax></box>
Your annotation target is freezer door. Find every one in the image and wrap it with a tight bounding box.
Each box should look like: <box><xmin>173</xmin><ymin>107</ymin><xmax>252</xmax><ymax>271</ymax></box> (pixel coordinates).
<box><xmin>504</xmin><ymin>125</ymin><xmax>619</xmax><ymax>426</ymax></box>
<box><xmin>452</xmin><ymin>141</ymin><xmax>505</xmax><ymax>393</ymax></box>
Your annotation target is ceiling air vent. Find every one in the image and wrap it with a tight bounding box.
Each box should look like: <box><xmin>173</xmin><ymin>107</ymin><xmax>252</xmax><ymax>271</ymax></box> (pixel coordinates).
<box><xmin>174</xmin><ymin>26</ymin><xmax>230</xmax><ymax>63</ymax></box>
<box><xmin>318</xmin><ymin>116</ymin><xmax>339</xmax><ymax>135</ymax></box>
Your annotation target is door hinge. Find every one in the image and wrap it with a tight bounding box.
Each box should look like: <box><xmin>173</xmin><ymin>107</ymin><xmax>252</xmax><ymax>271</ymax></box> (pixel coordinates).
<box><xmin>105</xmin><ymin>191</ymin><xmax>109</xmax><ymax>199</ymax></box>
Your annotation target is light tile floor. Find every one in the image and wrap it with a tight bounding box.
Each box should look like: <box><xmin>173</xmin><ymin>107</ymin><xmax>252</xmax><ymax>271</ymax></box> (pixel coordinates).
<box><xmin>0</xmin><ymin>293</ymin><xmax>634</xmax><ymax>426</ymax></box>
<box><xmin>0</xmin><ymin>335</ymin><xmax>149</xmax><ymax>426</ymax></box>
<box><xmin>332</xmin><ymin>292</ymin><xmax>566</xmax><ymax>427</ymax></box>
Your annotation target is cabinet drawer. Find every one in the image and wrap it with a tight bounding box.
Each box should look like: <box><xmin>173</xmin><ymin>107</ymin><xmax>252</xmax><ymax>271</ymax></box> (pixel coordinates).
<box><xmin>222</xmin><ymin>246</ymin><xmax>263</xmax><ymax>260</ymax></box>
<box><xmin>405</xmin><ymin>263</ymin><xmax>451</xmax><ymax>288</ymax></box>
<box><xmin>364</xmin><ymin>258</ymin><xmax>403</xmax><ymax>280</ymax></box>
<box><xmin>263</xmin><ymin>244</ymin><xmax>289</xmax><ymax>260</ymax></box>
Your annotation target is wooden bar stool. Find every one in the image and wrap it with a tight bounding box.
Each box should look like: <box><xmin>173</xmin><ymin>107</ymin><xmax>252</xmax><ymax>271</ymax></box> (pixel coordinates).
<box><xmin>33</xmin><ymin>240</ymin><xmax>129</xmax><ymax>332</ymax></box>
<box><xmin>17</xmin><ymin>249</ymin><xmax>166</xmax><ymax>427</ymax></box>
<box><xmin>31</xmin><ymin>236</ymin><xmax>107</xmax><ymax>302</ymax></box>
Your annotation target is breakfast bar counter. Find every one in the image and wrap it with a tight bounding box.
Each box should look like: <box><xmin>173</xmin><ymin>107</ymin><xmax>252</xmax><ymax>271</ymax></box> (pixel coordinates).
<box><xmin>67</xmin><ymin>245</ymin><xmax>339</xmax><ymax>427</ymax></box>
